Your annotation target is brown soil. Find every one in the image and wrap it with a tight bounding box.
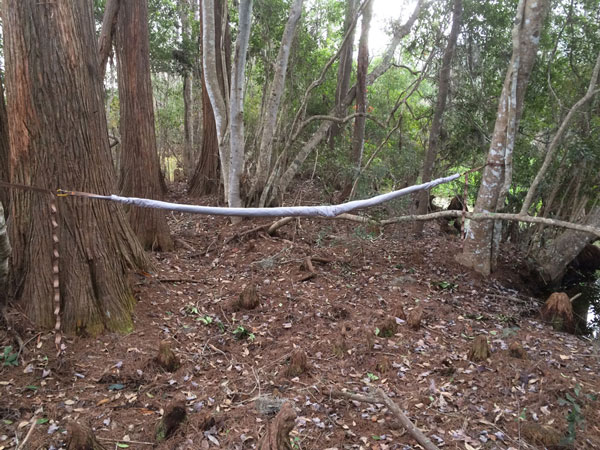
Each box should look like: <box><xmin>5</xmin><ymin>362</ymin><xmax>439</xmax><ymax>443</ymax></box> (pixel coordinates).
<box><xmin>1</xmin><ymin>182</ymin><xmax>600</xmax><ymax>449</ymax></box>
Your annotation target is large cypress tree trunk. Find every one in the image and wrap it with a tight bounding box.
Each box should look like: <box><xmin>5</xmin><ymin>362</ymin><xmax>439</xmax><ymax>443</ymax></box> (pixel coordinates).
<box><xmin>0</xmin><ymin>75</ymin><xmax>9</xmax><ymax>212</ymax></box>
<box><xmin>115</xmin><ymin>0</ymin><xmax>174</xmax><ymax>251</ymax></box>
<box><xmin>2</xmin><ymin>0</ymin><xmax>148</xmax><ymax>334</ymax></box>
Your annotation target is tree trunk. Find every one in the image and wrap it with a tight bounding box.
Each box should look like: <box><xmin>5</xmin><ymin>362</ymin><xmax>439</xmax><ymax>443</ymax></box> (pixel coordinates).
<box><xmin>189</xmin><ymin>0</ymin><xmax>228</xmax><ymax>197</ymax></box>
<box><xmin>535</xmin><ymin>207</ymin><xmax>600</xmax><ymax>285</ymax></box>
<box><xmin>350</xmin><ymin>0</ymin><xmax>373</xmax><ymax>175</ymax></box>
<box><xmin>248</xmin><ymin>0</ymin><xmax>304</xmax><ymax>205</ymax></box>
<box><xmin>2</xmin><ymin>0</ymin><xmax>148</xmax><ymax>334</ymax></box>
<box><xmin>98</xmin><ymin>0</ymin><xmax>121</xmax><ymax>80</ymax></box>
<box><xmin>115</xmin><ymin>0</ymin><xmax>174</xmax><ymax>251</ymax></box>
<box><xmin>0</xmin><ymin>202</ymin><xmax>9</xmax><ymax>304</ymax></box>
<box><xmin>456</xmin><ymin>0</ymin><xmax>548</xmax><ymax>275</ymax></box>
<box><xmin>180</xmin><ymin>0</ymin><xmax>195</xmax><ymax>180</ymax></box>
<box><xmin>327</xmin><ymin>0</ymin><xmax>358</xmax><ymax>149</ymax></box>
<box><xmin>189</xmin><ymin>66</ymin><xmax>221</xmax><ymax>196</ymax></box>
<box><xmin>228</xmin><ymin>0</ymin><xmax>253</xmax><ymax>217</ymax></box>
<box><xmin>0</xmin><ymin>75</ymin><xmax>9</xmax><ymax>212</ymax></box>
<box><xmin>201</xmin><ymin>0</ymin><xmax>231</xmax><ymax>201</ymax></box>
<box><xmin>414</xmin><ymin>0</ymin><xmax>462</xmax><ymax>234</ymax></box>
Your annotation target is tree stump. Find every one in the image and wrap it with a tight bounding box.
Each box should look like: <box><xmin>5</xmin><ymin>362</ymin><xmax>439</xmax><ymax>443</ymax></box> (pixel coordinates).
<box><xmin>285</xmin><ymin>349</ymin><xmax>308</xmax><ymax>377</ymax></box>
<box><xmin>156</xmin><ymin>400</ymin><xmax>187</xmax><ymax>442</ymax></box>
<box><xmin>508</xmin><ymin>341</ymin><xmax>528</xmax><ymax>359</ymax></box>
<box><xmin>468</xmin><ymin>335</ymin><xmax>490</xmax><ymax>362</ymax></box>
<box><xmin>540</xmin><ymin>292</ymin><xmax>574</xmax><ymax>333</ymax></box>
<box><xmin>154</xmin><ymin>340</ymin><xmax>180</xmax><ymax>372</ymax></box>
<box><xmin>377</xmin><ymin>316</ymin><xmax>398</xmax><ymax>337</ymax></box>
<box><xmin>238</xmin><ymin>284</ymin><xmax>260</xmax><ymax>310</ymax></box>
<box><xmin>521</xmin><ymin>423</ymin><xmax>562</xmax><ymax>448</ymax></box>
<box><xmin>67</xmin><ymin>422</ymin><xmax>106</xmax><ymax>450</ymax></box>
<box><xmin>257</xmin><ymin>402</ymin><xmax>297</xmax><ymax>450</ymax></box>
<box><xmin>407</xmin><ymin>305</ymin><xmax>423</xmax><ymax>330</ymax></box>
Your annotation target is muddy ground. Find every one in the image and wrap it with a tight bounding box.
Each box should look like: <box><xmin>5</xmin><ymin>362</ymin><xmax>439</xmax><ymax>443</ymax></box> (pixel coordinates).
<box><xmin>1</xmin><ymin>182</ymin><xmax>599</xmax><ymax>449</ymax></box>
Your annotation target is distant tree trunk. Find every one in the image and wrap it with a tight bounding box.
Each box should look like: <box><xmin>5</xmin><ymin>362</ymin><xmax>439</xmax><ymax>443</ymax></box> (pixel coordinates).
<box><xmin>189</xmin><ymin>0</ymin><xmax>229</xmax><ymax>197</ymax></box>
<box><xmin>180</xmin><ymin>0</ymin><xmax>194</xmax><ymax>179</ymax></box>
<box><xmin>228</xmin><ymin>0</ymin><xmax>253</xmax><ymax>217</ymax></box>
<box><xmin>348</xmin><ymin>0</ymin><xmax>372</xmax><ymax>182</ymax></box>
<box><xmin>535</xmin><ymin>207</ymin><xmax>600</xmax><ymax>285</ymax></box>
<box><xmin>414</xmin><ymin>0</ymin><xmax>462</xmax><ymax>234</ymax></box>
<box><xmin>248</xmin><ymin>0</ymin><xmax>304</xmax><ymax>205</ymax></box>
<box><xmin>2</xmin><ymin>0</ymin><xmax>148</xmax><ymax>334</ymax></box>
<box><xmin>98</xmin><ymin>0</ymin><xmax>121</xmax><ymax>80</ymax></box>
<box><xmin>115</xmin><ymin>0</ymin><xmax>173</xmax><ymax>251</ymax></box>
<box><xmin>457</xmin><ymin>0</ymin><xmax>547</xmax><ymax>275</ymax></box>
<box><xmin>0</xmin><ymin>75</ymin><xmax>9</xmax><ymax>212</ymax></box>
<box><xmin>327</xmin><ymin>0</ymin><xmax>358</xmax><ymax>149</ymax></box>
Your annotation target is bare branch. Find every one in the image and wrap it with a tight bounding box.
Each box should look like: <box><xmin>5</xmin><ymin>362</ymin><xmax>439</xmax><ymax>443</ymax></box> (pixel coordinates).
<box><xmin>98</xmin><ymin>0</ymin><xmax>121</xmax><ymax>79</ymax></box>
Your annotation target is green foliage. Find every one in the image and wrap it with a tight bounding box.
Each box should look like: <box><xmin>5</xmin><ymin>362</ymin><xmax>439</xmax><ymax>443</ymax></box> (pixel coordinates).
<box><xmin>1</xmin><ymin>346</ymin><xmax>18</xmax><ymax>367</ymax></box>
<box><xmin>558</xmin><ymin>383</ymin><xmax>597</xmax><ymax>444</ymax></box>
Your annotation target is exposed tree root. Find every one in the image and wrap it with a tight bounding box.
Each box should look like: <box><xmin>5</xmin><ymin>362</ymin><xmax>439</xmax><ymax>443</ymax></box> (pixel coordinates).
<box><xmin>257</xmin><ymin>402</ymin><xmax>297</xmax><ymax>450</ymax></box>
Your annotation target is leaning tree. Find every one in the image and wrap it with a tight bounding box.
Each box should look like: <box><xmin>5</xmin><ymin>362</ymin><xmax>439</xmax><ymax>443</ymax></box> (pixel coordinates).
<box><xmin>2</xmin><ymin>0</ymin><xmax>148</xmax><ymax>334</ymax></box>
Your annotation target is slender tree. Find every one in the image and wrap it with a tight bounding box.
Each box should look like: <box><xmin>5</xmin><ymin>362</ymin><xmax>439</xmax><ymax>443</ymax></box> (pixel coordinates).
<box><xmin>327</xmin><ymin>0</ymin><xmax>359</xmax><ymax>149</ymax></box>
<box><xmin>98</xmin><ymin>0</ymin><xmax>121</xmax><ymax>79</ymax></box>
<box><xmin>2</xmin><ymin>0</ymin><xmax>148</xmax><ymax>334</ymax></box>
<box><xmin>180</xmin><ymin>0</ymin><xmax>195</xmax><ymax>179</ymax></box>
<box><xmin>228</xmin><ymin>0</ymin><xmax>253</xmax><ymax>216</ymax></box>
<box><xmin>115</xmin><ymin>0</ymin><xmax>173</xmax><ymax>251</ymax></box>
<box><xmin>414</xmin><ymin>0</ymin><xmax>462</xmax><ymax>234</ymax></box>
<box><xmin>247</xmin><ymin>0</ymin><xmax>304</xmax><ymax>205</ymax></box>
<box><xmin>349</xmin><ymin>0</ymin><xmax>373</xmax><ymax>178</ymax></box>
<box><xmin>456</xmin><ymin>0</ymin><xmax>548</xmax><ymax>275</ymax></box>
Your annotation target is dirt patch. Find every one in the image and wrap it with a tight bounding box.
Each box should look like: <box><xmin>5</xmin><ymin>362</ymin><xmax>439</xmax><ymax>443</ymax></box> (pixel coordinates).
<box><xmin>1</xmin><ymin>182</ymin><xmax>599</xmax><ymax>449</ymax></box>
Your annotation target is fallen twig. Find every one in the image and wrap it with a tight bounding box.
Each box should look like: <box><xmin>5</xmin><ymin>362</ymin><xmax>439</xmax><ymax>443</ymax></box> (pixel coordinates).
<box><xmin>16</xmin><ymin>416</ymin><xmax>37</xmax><ymax>450</ymax></box>
<box><xmin>331</xmin><ymin>388</ymin><xmax>440</xmax><ymax>450</ymax></box>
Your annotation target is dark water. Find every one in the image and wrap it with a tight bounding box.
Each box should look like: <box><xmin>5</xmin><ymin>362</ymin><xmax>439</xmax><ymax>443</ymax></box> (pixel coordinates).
<box><xmin>566</xmin><ymin>271</ymin><xmax>600</xmax><ymax>337</ymax></box>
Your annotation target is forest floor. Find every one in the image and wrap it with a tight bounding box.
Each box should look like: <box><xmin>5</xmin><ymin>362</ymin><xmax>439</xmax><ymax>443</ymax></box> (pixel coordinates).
<box><xmin>1</xmin><ymin>181</ymin><xmax>600</xmax><ymax>450</ymax></box>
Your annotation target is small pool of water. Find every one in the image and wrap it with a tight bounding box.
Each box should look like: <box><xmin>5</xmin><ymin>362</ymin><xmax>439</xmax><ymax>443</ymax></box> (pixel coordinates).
<box><xmin>566</xmin><ymin>271</ymin><xmax>600</xmax><ymax>338</ymax></box>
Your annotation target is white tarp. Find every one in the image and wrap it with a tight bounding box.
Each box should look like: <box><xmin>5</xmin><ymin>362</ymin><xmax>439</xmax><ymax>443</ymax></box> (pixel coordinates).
<box><xmin>101</xmin><ymin>173</ymin><xmax>461</xmax><ymax>217</ymax></box>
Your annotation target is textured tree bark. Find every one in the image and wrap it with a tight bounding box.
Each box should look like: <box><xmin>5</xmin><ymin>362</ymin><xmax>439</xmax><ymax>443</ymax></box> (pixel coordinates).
<box><xmin>98</xmin><ymin>0</ymin><xmax>121</xmax><ymax>80</ymax></box>
<box><xmin>0</xmin><ymin>76</ymin><xmax>9</xmax><ymax>212</ymax></box>
<box><xmin>116</xmin><ymin>0</ymin><xmax>173</xmax><ymax>251</ymax></box>
<box><xmin>228</xmin><ymin>0</ymin><xmax>253</xmax><ymax>218</ymax></box>
<box><xmin>2</xmin><ymin>0</ymin><xmax>148</xmax><ymax>334</ymax></box>
<box><xmin>248</xmin><ymin>0</ymin><xmax>304</xmax><ymax>205</ymax></box>
<box><xmin>414</xmin><ymin>0</ymin><xmax>462</xmax><ymax>234</ymax></box>
<box><xmin>457</xmin><ymin>0</ymin><xmax>548</xmax><ymax>275</ymax></box>
<box><xmin>327</xmin><ymin>0</ymin><xmax>358</xmax><ymax>149</ymax></box>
